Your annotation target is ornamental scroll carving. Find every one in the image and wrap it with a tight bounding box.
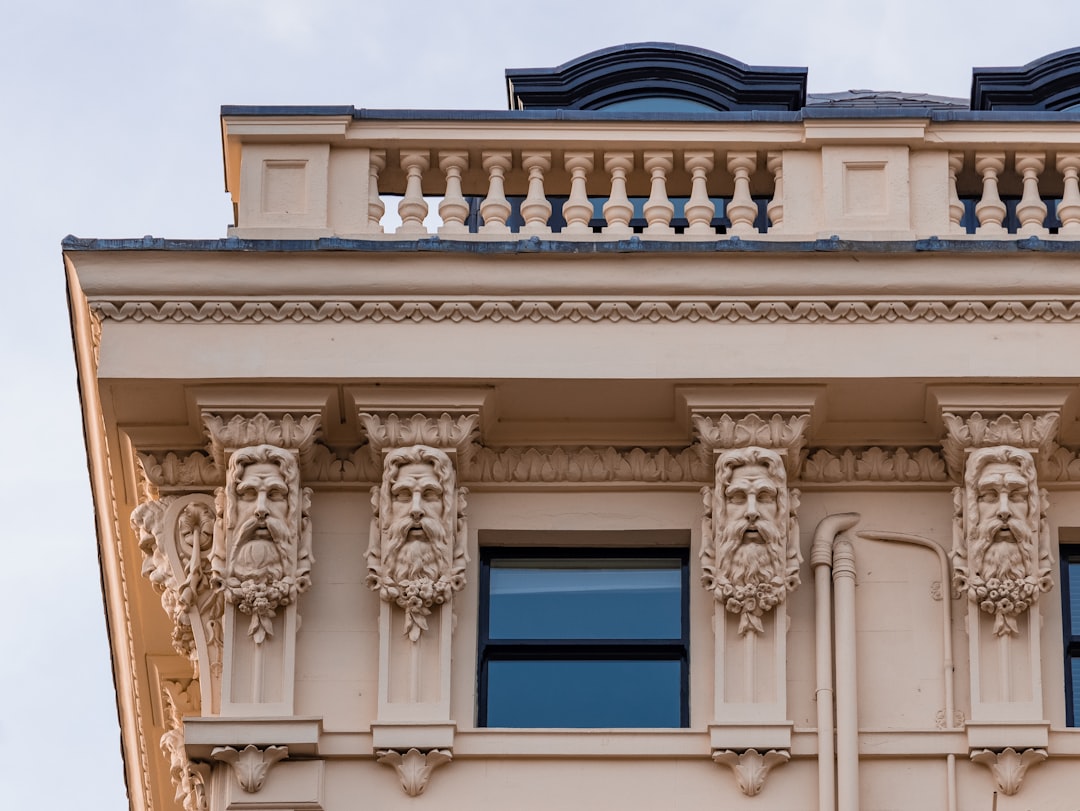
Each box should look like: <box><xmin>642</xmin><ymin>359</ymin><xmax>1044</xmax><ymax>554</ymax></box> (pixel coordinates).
<box><xmin>952</xmin><ymin>446</ymin><xmax>1053</xmax><ymax>637</ymax></box>
<box><xmin>133</xmin><ymin>494</ymin><xmax>223</xmax><ymax>682</ymax></box>
<box><xmin>701</xmin><ymin>447</ymin><xmax>802</xmax><ymax>636</ymax></box>
<box><xmin>160</xmin><ymin>679</ymin><xmax>209</xmax><ymax>811</ymax></box>
<box><xmin>366</xmin><ymin>445</ymin><xmax>468</xmax><ymax>642</ymax></box>
<box><xmin>211</xmin><ymin>444</ymin><xmax>313</xmax><ymax>645</ymax></box>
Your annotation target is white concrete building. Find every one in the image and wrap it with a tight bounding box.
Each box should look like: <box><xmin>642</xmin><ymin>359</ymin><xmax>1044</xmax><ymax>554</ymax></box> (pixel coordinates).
<box><xmin>66</xmin><ymin>43</ymin><xmax>1080</xmax><ymax>810</ymax></box>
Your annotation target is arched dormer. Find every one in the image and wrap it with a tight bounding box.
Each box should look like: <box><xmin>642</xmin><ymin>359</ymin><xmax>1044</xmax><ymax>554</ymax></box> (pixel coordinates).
<box><xmin>505</xmin><ymin>42</ymin><xmax>807</xmax><ymax>112</ymax></box>
<box><xmin>971</xmin><ymin>47</ymin><xmax>1080</xmax><ymax>111</ymax></box>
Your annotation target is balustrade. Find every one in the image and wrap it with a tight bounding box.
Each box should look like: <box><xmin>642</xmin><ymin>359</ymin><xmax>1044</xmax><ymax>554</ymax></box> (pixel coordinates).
<box><xmin>224</xmin><ymin>118</ymin><xmax>1080</xmax><ymax>240</ymax></box>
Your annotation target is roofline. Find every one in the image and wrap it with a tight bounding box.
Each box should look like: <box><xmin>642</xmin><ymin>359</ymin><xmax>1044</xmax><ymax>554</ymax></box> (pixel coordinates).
<box><xmin>219</xmin><ymin>104</ymin><xmax>1080</xmax><ymax>123</ymax></box>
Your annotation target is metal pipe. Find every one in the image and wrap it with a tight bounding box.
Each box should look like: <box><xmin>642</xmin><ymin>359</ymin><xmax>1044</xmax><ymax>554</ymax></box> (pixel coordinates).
<box><xmin>811</xmin><ymin>513</ymin><xmax>860</xmax><ymax>811</ymax></box>
<box><xmin>857</xmin><ymin>530</ymin><xmax>957</xmax><ymax>811</ymax></box>
<box><xmin>833</xmin><ymin>538</ymin><xmax>859</xmax><ymax>811</ymax></box>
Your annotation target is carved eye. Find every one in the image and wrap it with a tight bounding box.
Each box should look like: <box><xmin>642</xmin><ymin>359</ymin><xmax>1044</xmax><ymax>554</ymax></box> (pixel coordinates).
<box><xmin>392</xmin><ymin>488</ymin><xmax>411</xmax><ymax>502</ymax></box>
<box><xmin>757</xmin><ymin>490</ymin><xmax>777</xmax><ymax>503</ymax></box>
<box><xmin>727</xmin><ymin>491</ymin><xmax>747</xmax><ymax>504</ymax></box>
<box><xmin>268</xmin><ymin>488</ymin><xmax>287</xmax><ymax>502</ymax></box>
<box><xmin>978</xmin><ymin>490</ymin><xmax>997</xmax><ymax>503</ymax></box>
<box><xmin>1009</xmin><ymin>490</ymin><xmax>1027</xmax><ymax>502</ymax></box>
<box><xmin>422</xmin><ymin>488</ymin><xmax>442</xmax><ymax>502</ymax></box>
<box><xmin>238</xmin><ymin>487</ymin><xmax>257</xmax><ymax>501</ymax></box>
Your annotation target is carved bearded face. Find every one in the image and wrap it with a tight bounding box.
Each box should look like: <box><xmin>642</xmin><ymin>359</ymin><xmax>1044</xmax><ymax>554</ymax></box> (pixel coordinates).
<box><xmin>967</xmin><ymin>448</ymin><xmax>1038</xmax><ymax>582</ymax></box>
<box><xmin>716</xmin><ymin>452</ymin><xmax>789</xmax><ymax>586</ymax></box>
<box><xmin>381</xmin><ymin>447</ymin><xmax>454</xmax><ymax>584</ymax></box>
<box><xmin>227</xmin><ymin>447</ymin><xmax>297</xmax><ymax>583</ymax></box>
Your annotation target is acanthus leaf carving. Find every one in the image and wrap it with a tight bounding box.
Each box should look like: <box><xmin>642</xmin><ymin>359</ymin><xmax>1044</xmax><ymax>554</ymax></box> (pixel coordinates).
<box><xmin>951</xmin><ymin>446</ymin><xmax>1053</xmax><ymax>637</ymax></box>
<box><xmin>970</xmin><ymin>747</ymin><xmax>1047</xmax><ymax>795</ymax></box>
<box><xmin>465</xmin><ymin>443</ymin><xmax>711</xmax><ymax>484</ymax></box>
<box><xmin>801</xmin><ymin>447</ymin><xmax>947</xmax><ymax>483</ymax></box>
<box><xmin>366</xmin><ymin>446</ymin><xmax>468</xmax><ymax>642</ymax></box>
<box><xmin>138</xmin><ymin>451</ymin><xmax>222</xmax><ymax>491</ymax></box>
<box><xmin>160</xmin><ymin>679</ymin><xmax>208</xmax><ymax>811</ymax></box>
<box><xmin>359</xmin><ymin>412</ymin><xmax>480</xmax><ymax>456</ymax></box>
<box><xmin>203</xmin><ymin>412</ymin><xmax>321</xmax><ymax>468</ymax></box>
<box><xmin>376</xmin><ymin>748</ymin><xmax>452</xmax><ymax>797</ymax></box>
<box><xmin>211</xmin><ymin>445</ymin><xmax>313</xmax><ymax>645</ymax></box>
<box><xmin>692</xmin><ymin>413</ymin><xmax>810</xmax><ymax>472</ymax></box>
<box><xmin>713</xmin><ymin>748</ymin><xmax>790</xmax><ymax>796</ymax></box>
<box><xmin>212</xmin><ymin>744</ymin><xmax>288</xmax><ymax>793</ymax></box>
<box><xmin>941</xmin><ymin>411</ymin><xmax>1060</xmax><ymax>480</ymax></box>
<box><xmin>701</xmin><ymin>447</ymin><xmax>801</xmax><ymax>636</ymax></box>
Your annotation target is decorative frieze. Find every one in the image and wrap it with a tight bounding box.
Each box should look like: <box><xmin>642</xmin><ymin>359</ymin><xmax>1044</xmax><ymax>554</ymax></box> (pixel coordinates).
<box><xmin>366</xmin><ymin>445</ymin><xmax>468</xmax><ymax>642</ymax></box>
<box><xmin>88</xmin><ymin>298</ymin><xmax>1080</xmax><ymax>327</ymax></box>
<box><xmin>212</xmin><ymin>444</ymin><xmax>313</xmax><ymax>645</ymax></box>
<box><xmin>701</xmin><ymin>447</ymin><xmax>802</xmax><ymax>636</ymax></box>
<box><xmin>376</xmin><ymin>748</ymin><xmax>452</xmax><ymax>797</ymax></box>
<box><xmin>802</xmin><ymin>447</ymin><xmax>948</xmax><ymax>483</ymax></box>
<box><xmin>951</xmin><ymin>446</ymin><xmax>1053</xmax><ymax>638</ymax></box>
<box><xmin>468</xmin><ymin>443</ymin><xmax>710</xmax><ymax>483</ymax></box>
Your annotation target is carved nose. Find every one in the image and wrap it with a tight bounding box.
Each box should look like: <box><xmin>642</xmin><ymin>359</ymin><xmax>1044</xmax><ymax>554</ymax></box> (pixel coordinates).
<box><xmin>255</xmin><ymin>492</ymin><xmax>269</xmax><ymax>519</ymax></box>
<box><xmin>997</xmin><ymin>493</ymin><xmax>1011</xmax><ymax>521</ymax></box>
<box><xmin>410</xmin><ymin>492</ymin><xmax>424</xmax><ymax>521</ymax></box>
<box><xmin>745</xmin><ymin>495</ymin><xmax>759</xmax><ymax>522</ymax></box>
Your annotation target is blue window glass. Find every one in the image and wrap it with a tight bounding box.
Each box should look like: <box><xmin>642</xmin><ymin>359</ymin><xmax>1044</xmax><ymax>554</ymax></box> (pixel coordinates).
<box><xmin>478</xmin><ymin>546</ymin><xmax>689</xmax><ymax>728</ymax></box>
<box><xmin>1063</xmin><ymin>546</ymin><xmax>1080</xmax><ymax>726</ymax></box>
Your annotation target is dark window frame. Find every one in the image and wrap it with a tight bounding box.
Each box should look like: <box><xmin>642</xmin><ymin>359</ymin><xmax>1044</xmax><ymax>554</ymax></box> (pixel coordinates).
<box><xmin>1062</xmin><ymin>544</ymin><xmax>1080</xmax><ymax>726</ymax></box>
<box><xmin>477</xmin><ymin>544</ymin><xmax>690</xmax><ymax>728</ymax></box>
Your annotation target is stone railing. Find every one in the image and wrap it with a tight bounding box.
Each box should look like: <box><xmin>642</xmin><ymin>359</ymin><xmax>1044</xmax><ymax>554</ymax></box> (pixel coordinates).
<box><xmin>221</xmin><ymin>113</ymin><xmax>1080</xmax><ymax>242</ymax></box>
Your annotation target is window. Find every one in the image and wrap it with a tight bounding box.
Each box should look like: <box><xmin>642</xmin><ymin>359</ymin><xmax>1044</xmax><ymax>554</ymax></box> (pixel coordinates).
<box><xmin>1062</xmin><ymin>545</ymin><xmax>1080</xmax><ymax>725</ymax></box>
<box><xmin>477</xmin><ymin>545</ymin><xmax>689</xmax><ymax>728</ymax></box>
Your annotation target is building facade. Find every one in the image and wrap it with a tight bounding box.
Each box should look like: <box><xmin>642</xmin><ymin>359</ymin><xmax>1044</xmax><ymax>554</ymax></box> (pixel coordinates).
<box><xmin>66</xmin><ymin>44</ymin><xmax>1080</xmax><ymax>810</ymax></box>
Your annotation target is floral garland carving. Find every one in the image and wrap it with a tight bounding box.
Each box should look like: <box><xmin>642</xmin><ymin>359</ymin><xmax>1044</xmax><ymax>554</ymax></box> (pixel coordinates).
<box><xmin>89</xmin><ymin>298</ymin><xmax>1080</xmax><ymax>326</ymax></box>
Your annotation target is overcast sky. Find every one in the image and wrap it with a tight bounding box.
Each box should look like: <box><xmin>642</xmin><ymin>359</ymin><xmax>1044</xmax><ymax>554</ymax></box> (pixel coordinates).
<box><xmin>5</xmin><ymin>1</ymin><xmax>1080</xmax><ymax>806</ymax></box>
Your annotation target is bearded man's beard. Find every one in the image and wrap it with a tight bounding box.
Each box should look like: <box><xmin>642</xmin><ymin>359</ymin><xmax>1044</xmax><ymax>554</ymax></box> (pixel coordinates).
<box><xmin>386</xmin><ymin>516</ymin><xmax>448</xmax><ymax>583</ymax></box>
<box><xmin>232</xmin><ymin>515</ymin><xmax>291</xmax><ymax>582</ymax></box>
<box><xmin>717</xmin><ymin>517</ymin><xmax>784</xmax><ymax>586</ymax></box>
<box><xmin>974</xmin><ymin>517</ymin><xmax>1032</xmax><ymax>582</ymax></box>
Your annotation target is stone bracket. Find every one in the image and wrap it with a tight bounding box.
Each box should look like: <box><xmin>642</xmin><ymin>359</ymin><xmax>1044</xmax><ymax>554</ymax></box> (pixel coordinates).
<box><xmin>212</xmin><ymin>744</ymin><xmax>288</xmax><ymax>793</ymax></box>
<box><xmin>376</xmin><ymin>748</ymin><xmax>452</xmax><ymax>797</ymax></box>
<box><xmin>970</xmin><ymin>747</ymin><xmax>1047</xmax><ymax>796</ymax></box>
<box><xmin>713</xmin><ymin>748</ymin><xmax>790</xmax><ymax>797</ymax></box>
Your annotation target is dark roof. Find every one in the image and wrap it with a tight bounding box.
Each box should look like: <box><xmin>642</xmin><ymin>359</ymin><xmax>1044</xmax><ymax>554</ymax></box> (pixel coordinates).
<box><xmin>806</xmin><ymin>90</ymin><xmax>968</xmax><ymax>110</ymax></box>
<box><xmin>972</xmin><ymin>47</ymin><xmax>1080</xmax><ymax>110</ymax></box>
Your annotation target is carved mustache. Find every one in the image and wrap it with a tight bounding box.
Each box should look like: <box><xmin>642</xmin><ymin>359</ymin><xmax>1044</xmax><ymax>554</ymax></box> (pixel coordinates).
<box><xmin>236</xmin><ymin>515</ymin><xmax>290</xmax><ymax>544</ymax></box>
<box><xmin>724</xmin><ymin>517</ymin><xmax>782</xmax><ymax>543</ymax></box>
<box><xmin>980</xmin><ymin>517</ymin><xmax>1032</xmax><ymax>542</ymax></box>
<box><xmin>387</xmin><ymin>515</ymin><xmax>446</xmax><ymax>546</ymax></box>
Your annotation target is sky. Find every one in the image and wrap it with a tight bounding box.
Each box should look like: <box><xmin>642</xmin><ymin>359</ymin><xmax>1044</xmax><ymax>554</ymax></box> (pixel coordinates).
<box><xmin>5</xmin><ymin>0</ymin><xmax>1080</xmax><ymax>806</ymax></box>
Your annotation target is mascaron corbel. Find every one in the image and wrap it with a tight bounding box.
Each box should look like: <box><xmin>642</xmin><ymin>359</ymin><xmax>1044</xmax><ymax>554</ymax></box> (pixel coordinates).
<box><xmin>361</xmin><ymin>414</ymin><xmax>471</xmax><ymax>642</ymax></box>
<box><xmin>695</xmin><ymin>414</ymin><xmax>807</xmax><ymax>637</ymax></box>
<box><xmin>204</xmin><ymin>412</ymin><xmax>319</xmax><ymax>646</ymax></box>
<box><xmin>943</xmin><ymin>412</ymin><xmax>1056</xmax><ymax>638</ymax></box>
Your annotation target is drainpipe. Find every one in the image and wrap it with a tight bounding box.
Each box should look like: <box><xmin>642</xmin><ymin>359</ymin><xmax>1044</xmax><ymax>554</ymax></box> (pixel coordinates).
<box><xmin>811</xmin><ymin>513</ymin><xmax>860</xmax><ymax>811</ymax></box>
<box><xmin>856</xmin><ymin>531</ymin><xmax>957</xmax><ymax>811</ymax></box>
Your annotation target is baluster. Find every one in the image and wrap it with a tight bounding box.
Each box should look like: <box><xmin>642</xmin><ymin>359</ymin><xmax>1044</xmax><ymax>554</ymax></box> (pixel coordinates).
<box><xmin>602</xmin><ymin>152</ymin><xmax>634</xmax><ymax>235</ymax></box>
<box><xmin>766</xmin><ymin>151</ymin><xmax>784</xmax><ymax>233</ymax></box>
<box><xmin>367</xmin><ymin>149</ymin><xmax>386</xmax><ymax>233</ymax></box>
<box><xmin>683</xmin><ymin>151</ymin><xmax>715</xmax><ymax>236</ymax></box>
<box><xmin>479</xmin><ymin>151</ymin><xmax>513</xmax><ymax>235</ymax></box>
<box><xmin>948</xmin><ymin>152</ymin><xmax>965</xmax><ymax>234</ymax></box>
<box><xmin>726</xmin><ymin>152</ymin><xmax>758</xmax><ymax>235</ymax></box>
<box><xmin>974</xmin><ymin>152</ymin><xmax>1007</xmax><ymax>234</ymax></box>
<box><xmin>396</xmin><ymin>150</ymin><xmax>430</xmax><ymax>235</ymax></box>
<box><xmin>562</xmin><ymin>152</ymin><xmax>595</xmax><ymax>235</ymax></box>
<box><xmin>437</xmin><ymin>151</ymin><xmax>470</xmax><ymax>235</ymax></box>
<box><xmin>642</xmin><ymin>151</ymin><xmax>674</xmax><ymax>235</ymax></box>
<box><xmin>519</xmin><ymin>151</ymin><xmax>552</xmax><ymax>235</ymax></box>
<box><xmin>1057</xmin><ymin>153</ymin><xmax>1080</xmax><ymax>235</ymax></box>
<box><xmin>1014</xmin><ymin>153</ymin><xmax>1048</xmax><ymax>236</ymax></box>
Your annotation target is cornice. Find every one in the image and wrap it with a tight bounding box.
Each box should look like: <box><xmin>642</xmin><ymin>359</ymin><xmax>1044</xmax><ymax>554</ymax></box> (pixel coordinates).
<box><xmin>89</xmin><ymin>298</ymin><xmax>1080</xmax><ymax>326</ymax></box>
